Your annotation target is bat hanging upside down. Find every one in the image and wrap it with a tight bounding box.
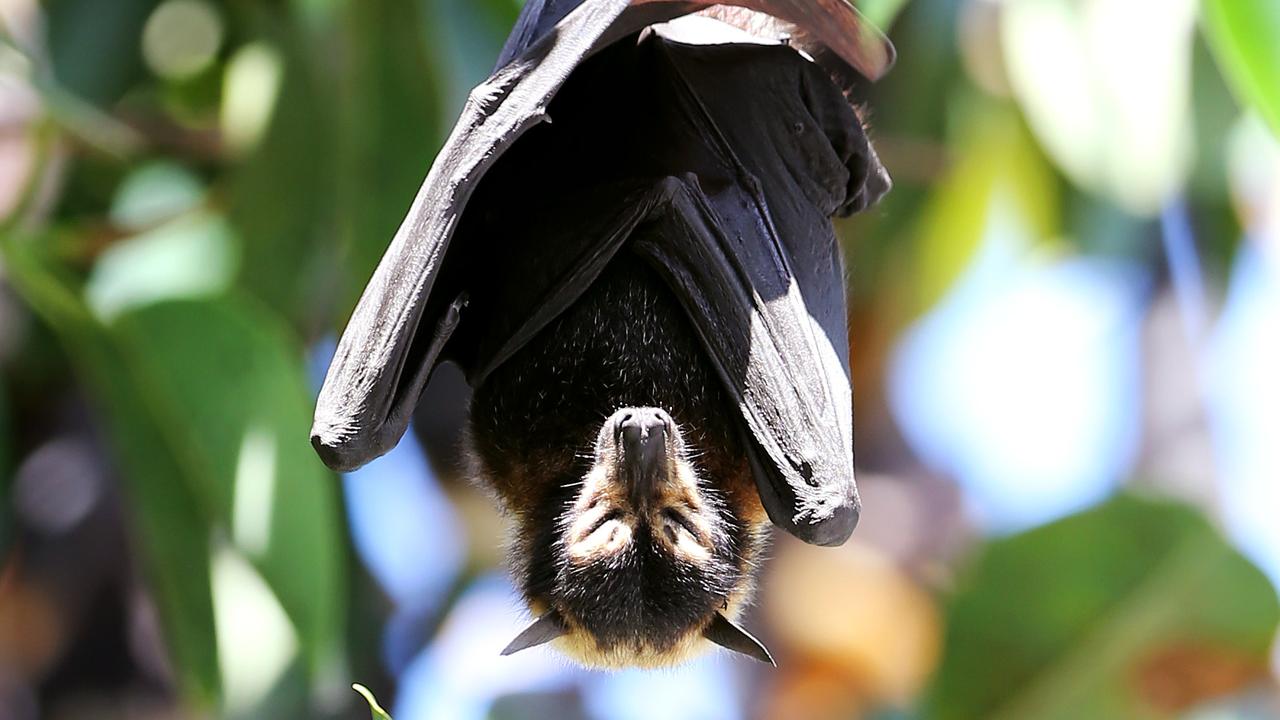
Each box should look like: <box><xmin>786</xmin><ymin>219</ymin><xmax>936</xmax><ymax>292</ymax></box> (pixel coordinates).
<box><xmin>312</xmin><ymin>0</ymin><xmax>892</xmax><ymax>668</ymax></box>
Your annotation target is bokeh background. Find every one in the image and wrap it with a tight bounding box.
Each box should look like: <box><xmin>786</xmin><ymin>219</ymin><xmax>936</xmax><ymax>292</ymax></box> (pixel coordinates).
<box><xmin>2</xmin><ymin>0</ymin><xmax>1279</xmax><ymax>718</ymax></box>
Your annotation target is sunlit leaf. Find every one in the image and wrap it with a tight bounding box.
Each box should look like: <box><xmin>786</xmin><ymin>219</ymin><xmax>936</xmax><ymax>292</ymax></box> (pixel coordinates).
<box><xmin>1202</xmin><ymin>0</ymin><xmax>1280</xmax><ymax>137</ymax></box>
<box><xmin>1001</xmin><ymin>0</ymin><xmax>1198</xmax><ymax>214</ymax></box>
<box><xmin>353</xmin><ymin>683</ymin><xmax>394</xmax><ymax>720</ymax></box>
<box><xmin>112</xmin><ymin>297</ymin><xmax>347</xmax><ymax>680</ymax></box>
<box><xmin>926</xmin><ymin>493</ymin><xmax>1280</xmax><ymax>720</ymax></box>
<box><xmin>109</xmin><ymin>161</ymin><xmax>205</xmax><ymax>230</ymax></box>
<box><xmin>212</xmin><ymin>545</ymin><xmax>300</xmax><ymax>714</ymax></box>
<box><xmin>85</xmin><ymin>211</ymin><xmax>238</xmax><ymax>320</ymax></box>
<box><xmin>221</xmin><ymin>42</ymin><xmax>285</xmax><ymax>156</ymax></box>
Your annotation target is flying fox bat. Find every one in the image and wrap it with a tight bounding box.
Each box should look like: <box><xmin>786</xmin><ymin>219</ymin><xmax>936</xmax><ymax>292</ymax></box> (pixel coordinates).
<box><xmin>311</xmin><ymin>0</ymin><xmax>892</xmax><ymax>668</ymax></box>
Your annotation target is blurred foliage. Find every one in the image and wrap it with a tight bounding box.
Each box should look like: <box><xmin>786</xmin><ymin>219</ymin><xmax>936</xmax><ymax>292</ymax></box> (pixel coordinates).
<box><xmin>4</xmin><ymin>232</ymin><xmax>224</xmax><ymax>701</ymax></box>
<box><xmin>927</xmin><ymin>495</ymin><xmax>1280</xmax><ymax>720</ymax></box>
<box><xmin>909</xmin><ymin>105</ymin><xmax>1059</xmax><ymax>314</ymax></box>
<box><xmin>1</xmin><ymin>0</ymin><xmax>1279</xmax><ymax>718</ymax></box>
<box><xmin>1202</xmin><ymin>0</ymin><xmax>1280</xmax><ymax>136</ymax></box>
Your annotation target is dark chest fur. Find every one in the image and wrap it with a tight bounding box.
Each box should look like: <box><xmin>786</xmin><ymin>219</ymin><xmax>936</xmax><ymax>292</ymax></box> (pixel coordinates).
<box><xmin>469</xmin><ymin>249</ymin><xmax>742</xmax><ymax>481</ymax></box>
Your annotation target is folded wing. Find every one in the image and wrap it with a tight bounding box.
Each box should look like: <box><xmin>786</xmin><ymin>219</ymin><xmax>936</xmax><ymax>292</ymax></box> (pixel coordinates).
<box><xmin>312</xmin><ymin>2</ymin><xmax>890</xmax><ymax>545</ymax></box>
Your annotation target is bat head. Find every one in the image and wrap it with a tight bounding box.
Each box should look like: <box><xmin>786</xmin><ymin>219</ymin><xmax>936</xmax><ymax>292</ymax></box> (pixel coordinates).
<box><xmin>501</xmin><ymin>406</ymin><xmax>772</xmax><ymax>668</ymax></box>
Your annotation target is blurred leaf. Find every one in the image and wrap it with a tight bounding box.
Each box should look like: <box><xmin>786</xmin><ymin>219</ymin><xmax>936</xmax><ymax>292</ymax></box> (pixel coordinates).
<box><xmin>2</xmin><ymin>232</ymin><xmax>347</xmax><ymax>707</ymax></box>
<box><xmin>0</xmin><ymin>374</ymin><xmax>11</xmax><ymax>551</ymax></box>
<box><xmin>0</xmin><ymin>232</ymin><xmax>221</xmax><ymax>705</ymax></box>
<box><xmin>858</xmin><ymin>0</ymin><xmax>912</xmax><ymax>30</ymax></box>
<box><xmin>109</xmin><ymin>161</ymin><xmax>205</xmax><ymax>230</ymax></box>
<box><xmin>912</xmin><ymin>104</ymin><xmax>1059</xmax><ymax>313</ymax></box>
<box><xmin>44</xmin><ymin>0</ymin><xmax>158</xmax><ymax>105</ymax></box>
<box><xmin>111</xmin><ymin>296</ymin><xmax>346</xmax><ymax>679</ymax></box>
<box><xmin>225</xmin><ymin>24</ymin><xmax>337</xmax><ymax>329</ymax></box>
<box><xmin>1001</xmin><ymin>0</ymin><xmax>1198</xmax><ymax>215</ymax></box>
<box><xmin>1202</xmin><ymin>0</ymin><xmax>1280</xmax><ymax>137</ymax></box>
<box><xmin>86</xmin><ymin>210</ymin><xmax>238</xmax><ymax>320</ymax></box>
<box><xmin>764</xmin><ymin>539</ymin><xmax>940</xmax><ymax>707</ymax></box>
<box><xmin>353</xmin><ymin>683</ymin><xmax>393</xmax><ymax>720</ymax></box>
<box><xmin>229</xmin><ymin>0</ymin><xmax>450</xmax><ymax>329</ymax></box>
<box><xmin>0</xmin><ymin>374</ymin><xmax>9</xmax><ymax>479</ymax></box>
<box><xmin>332</xmin><ymin>0</ymin><xmax>445</xmax><ymax>316</ymax></box>
<box><xmin>926</xmin><ymin>494</ymin><xmax>1280</xmax><ymax>720</ymax></box>
<box><xmin>211</xmin><ymin>545</ymin><xmax>303</xmax><ymax>714</ymax></box>
<box><xmin>221</xmin><ymin>42</ymin><xmax>285</xmax><ymax>155</ymax></box>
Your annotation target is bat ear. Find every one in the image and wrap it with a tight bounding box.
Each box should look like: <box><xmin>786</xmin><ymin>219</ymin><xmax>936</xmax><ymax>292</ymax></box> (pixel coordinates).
<box><xmin>704</xmin><ymin>613</ymin><xmax>776</xmax><ymax>666</ymax></box>
<box><xmin>501</xmin><ymin>610</ymin><xmax>568</xmax><ymax>656</ymax></box>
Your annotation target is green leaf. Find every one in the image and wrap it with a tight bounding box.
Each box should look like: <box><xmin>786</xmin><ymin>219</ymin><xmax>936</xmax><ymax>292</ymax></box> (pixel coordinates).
<box><xmin>353</xmin><ymin>684</ymin><xmax>393</xmax><ymax>720</ymax></box>
<box><xmin>857</xmin><ymin>0</ymin><xmax>912</xmax><ymax>31</ymax></box>
<box><xmin>333</xmin><ymin>0</ymin><xmax>445</xmax><ymax>315</ymax></box>
<box><xmin>1202</xmin><ymin>0</ymin><xmax>1280</xmax><ymax>136</ymax></box>
<box><xmin>110</xmin><ymin>296</ymin><xmax>346</xmax><ymax>679</ymax></box>
<box><xmin>2</xmin><ymin>234</ymin><xmax>347</xmax><ymax>708</ymax></box>
<box><xmin>925</xmin><ymin>494</ymin><xmax>1280</xmax><ymax>720</ymax></box>
<box><xmin>1002</xmin><ymin>0</ymin><xmax>1197</xmax><ymax>214</ymax></box>
<box><xmin>44</xmin><ymin>0</ymin><xmax>157</xmax><ymax>105</ymax></box>
<box><xmin>85</xmin><ymin>210</ymin><xmax>239</xmax><ymax>321</ymax></box>
<box><xmin>225</xmin><ymin>24</ymin><xmax>338</xmax><ymax>326</ymax></box>
<box><xmin>1</xmin><ymin>234</ymin><xmax>221</xmax><ymax>705</ymax></box>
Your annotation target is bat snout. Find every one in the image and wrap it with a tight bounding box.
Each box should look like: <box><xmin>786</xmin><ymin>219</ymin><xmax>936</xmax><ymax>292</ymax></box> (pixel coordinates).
<box><xmin>613</xmin><ymin>407</ymin><xmax>673</xmax><ymax>512</ymax></box>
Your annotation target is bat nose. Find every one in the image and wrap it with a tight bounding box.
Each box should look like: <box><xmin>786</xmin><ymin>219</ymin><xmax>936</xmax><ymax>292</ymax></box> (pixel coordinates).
<box><xmin>612</xmin><ymin>408</ymin><xmax>672</xmax><ymax>512</ymax></box>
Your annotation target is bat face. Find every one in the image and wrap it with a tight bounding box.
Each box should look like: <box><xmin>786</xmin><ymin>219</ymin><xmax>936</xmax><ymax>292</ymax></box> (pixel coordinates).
<box><xmin>550</xmin><ymin>407</ymin><xmax>746</xmax><ymax>664</ymax></box>
<box><xmin>468</xmin><ymin>258</ymin><xmax>771</xmax><ymax>668</ymax></box>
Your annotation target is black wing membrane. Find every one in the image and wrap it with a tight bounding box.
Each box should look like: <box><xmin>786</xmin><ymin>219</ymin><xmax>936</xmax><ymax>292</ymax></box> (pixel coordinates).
<box><xmin>312</xmin><ymin>0</ymin><xmax>677</xmax><ymax>469</ymax></box>
<box><xmin>312</xmin><ymin>0</ymin><xmax>891</xmax><ymax>545</ymax></box>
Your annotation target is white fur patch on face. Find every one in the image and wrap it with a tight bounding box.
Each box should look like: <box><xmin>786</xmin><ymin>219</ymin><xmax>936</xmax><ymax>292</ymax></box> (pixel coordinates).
<box><xmin>662</xmin><ymin>516</ymin><xmax>711</xmax><ymax>562</ymax></box>
<box><xmin>566</xmin><ymin>510</ymin><xmax>633</xmax><ymax>561</ymax></box>
<box><xmin>564</xmin><ymin>464</ymin><xmax>634</xmax><ymax>562</ymax></box>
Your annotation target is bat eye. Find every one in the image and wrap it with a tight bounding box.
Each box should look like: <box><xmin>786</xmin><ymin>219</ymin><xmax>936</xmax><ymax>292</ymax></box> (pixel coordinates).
<box><xmin>660</xmin><ymin>508</ymin><xmax>712</xmax><ymax>559</ymax></box>
<box><xmin>664</xmin><ymin>508</ymin><xmax>701</xmax><ymax>538</ymax></box>
<box><xmin>586</xmin><ymin>508</ymin><xmax>624</xmax><ymax>537</ymax></box>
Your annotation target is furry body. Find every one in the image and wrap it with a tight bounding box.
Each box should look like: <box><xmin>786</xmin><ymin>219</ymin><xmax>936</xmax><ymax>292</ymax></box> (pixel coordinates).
<box><xmin>468</xmin><ymin>251</ymin><xmax>769</xmax><ymax>667</ymax></box>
